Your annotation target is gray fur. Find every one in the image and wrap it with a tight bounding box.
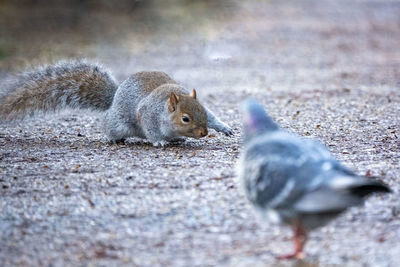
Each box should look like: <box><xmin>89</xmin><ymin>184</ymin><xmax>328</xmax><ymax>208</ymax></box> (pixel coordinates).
<box><xmin>0</xmin><ymin>60</ymin><xmax>118</xmax><ymax>120</ymax></box>
<box><xmin>104</xmin><ymin>78</ymin><xmax>186</xmax><ymax>143</ymax></box>
<box><xmin>0</xmin><ymin>59</ymin><xmax>233</xmax><ymax>144</ymax></box>
<box><xmin>204</xmin><ymin>108</ymin><xmax>234</xmax><ymax>136</ymax></box>
<box><xmin>104</xmin><ymin>78</ymin><xmax>233</xmax><ymax>144</ymax></box>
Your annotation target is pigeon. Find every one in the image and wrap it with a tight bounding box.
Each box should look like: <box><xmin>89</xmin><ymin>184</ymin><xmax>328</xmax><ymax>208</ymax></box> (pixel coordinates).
<box><xmin>238</xmin><ymin>99</ymin><xmax>391</xmax><ymax>259</ymax></box>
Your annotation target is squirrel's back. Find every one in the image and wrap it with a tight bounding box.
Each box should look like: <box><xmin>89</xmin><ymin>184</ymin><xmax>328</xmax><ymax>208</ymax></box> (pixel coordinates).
<box><xmin>131</xmin><ymin>71</ymin><xmax>177</xmax><ymax>94</ymax></box>
<box><xmin>0</xmin><ymin>60</ymin><xmax>118</xmax><ymax>120</ymax></box>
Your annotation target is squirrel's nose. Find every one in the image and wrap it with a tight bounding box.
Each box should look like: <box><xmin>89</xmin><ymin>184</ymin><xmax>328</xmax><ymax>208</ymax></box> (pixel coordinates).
<box><xmin>199</xmin><ymin>128</ymin><xmax>208</xmax><ymax>137</ymax></box>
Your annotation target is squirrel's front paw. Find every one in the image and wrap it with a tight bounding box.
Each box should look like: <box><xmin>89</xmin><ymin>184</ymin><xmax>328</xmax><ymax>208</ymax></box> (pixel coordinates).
<box><xmin>152</xmin><ymin>140</ymin><xmax>169</xmax><ymax>147</ymax></box>
<box><xmin>218</xmin><ymin>123</ymin><xmax>234</xmax><ymax>136</ymax></box>
<box><xmin>169</xmin><ymin>137</ymin><xmax>186</xmax><ymax>143</ymax></box>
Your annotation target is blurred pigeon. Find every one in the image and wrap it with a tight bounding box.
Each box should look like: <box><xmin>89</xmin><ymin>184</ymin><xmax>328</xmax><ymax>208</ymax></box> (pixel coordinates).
<box><xmin>238</xmin><ymin>99</ymin><xmax>391</xmax><ymax>259</ymax></box>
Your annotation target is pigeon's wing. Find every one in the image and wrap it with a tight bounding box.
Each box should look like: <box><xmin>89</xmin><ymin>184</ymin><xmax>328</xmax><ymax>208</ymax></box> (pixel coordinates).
<box><xmin>242</xmin><ymin>152</ymin><xmax>296</xmax><ymax>209</ymax></box>
<box><xmin>242</xmin><ymin>130</ymin><xmax>366</xmax><ymax>209</ymax></box>
<box><xmin>285</xmin><ymin>139</ymin><xmax>390</xmax><ymax>213</ymax></box>
<box><xmin>242</xmin><ymin>132</ymin><xmax>332</xmax><ymax>210</ymax></box>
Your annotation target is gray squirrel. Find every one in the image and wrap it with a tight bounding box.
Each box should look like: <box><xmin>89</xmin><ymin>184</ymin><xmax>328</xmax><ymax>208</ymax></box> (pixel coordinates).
<box><xmin>0</xmin><ymin>60</ymin><xmax>233</xmax><ymax>145</ymax></box>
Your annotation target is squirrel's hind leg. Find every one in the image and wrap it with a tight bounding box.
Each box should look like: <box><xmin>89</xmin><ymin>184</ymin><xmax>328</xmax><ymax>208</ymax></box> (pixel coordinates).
<box><xmin>151</xmin><ymin>137</ymin><xmax>185</xmax><ymax>146</ymax></box>
<box><xmin>104</xmin><ymin>123</ymin><xmax>132</xmax><ymax>143</ymax></box>
<box><xmin>111</xmin><ymin>138</ymin><xmax>126</xmax><ymax>144</ymax></box>
<box><xmin>104</xmin><ymin>111</ymin><xmax>135</xmax><ymax>143</ymax></box>
<box><xmin>169</xmin><ymin>137</ymin><xmax>186</xmax><ymax>143</ymax></box>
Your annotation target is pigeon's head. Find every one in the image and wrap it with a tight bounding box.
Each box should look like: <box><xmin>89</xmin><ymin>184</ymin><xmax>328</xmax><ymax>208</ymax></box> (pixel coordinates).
<box><xmin>242</xmin><ymin>99</ymin><xmax>279</xmax><ymax>141</ymax></box>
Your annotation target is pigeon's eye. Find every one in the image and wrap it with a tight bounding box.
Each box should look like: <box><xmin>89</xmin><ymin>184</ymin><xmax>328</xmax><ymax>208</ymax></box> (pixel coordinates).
<box><xmin>182</xmin><ymin>115</ymin><xmax>191</xmax><ymax>124</ymax></box>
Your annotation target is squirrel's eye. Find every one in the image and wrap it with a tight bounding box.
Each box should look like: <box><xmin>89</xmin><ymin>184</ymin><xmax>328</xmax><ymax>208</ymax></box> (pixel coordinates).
<box><xmin>182</xmin><ymin>116</ymin><xmax>190</xmax><ymax>123</ymax></box>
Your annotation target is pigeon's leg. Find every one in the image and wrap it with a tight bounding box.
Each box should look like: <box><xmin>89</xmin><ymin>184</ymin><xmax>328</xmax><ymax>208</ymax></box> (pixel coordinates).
<box><xmin>276</xmin><ymin>222</ymin><xmax>308</xmax><ymax>260</ymax></box>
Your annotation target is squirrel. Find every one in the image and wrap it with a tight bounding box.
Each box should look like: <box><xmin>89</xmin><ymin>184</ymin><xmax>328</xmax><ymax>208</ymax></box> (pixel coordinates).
<box><xmin>0</xmin><ymin>60</ymin><xmax>233</xmax><ymax>145</ymax></box>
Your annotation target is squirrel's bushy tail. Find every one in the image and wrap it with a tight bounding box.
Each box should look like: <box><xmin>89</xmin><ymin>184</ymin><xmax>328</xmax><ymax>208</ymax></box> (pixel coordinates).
<box><xmin>0</xmin><ymin>60</ymin><xmax>118</xmax><ymax>120</ymax></box>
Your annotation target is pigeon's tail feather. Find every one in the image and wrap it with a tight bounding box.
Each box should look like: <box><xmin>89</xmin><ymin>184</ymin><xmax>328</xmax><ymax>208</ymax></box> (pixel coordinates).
<box><xmin>349</xmin><ymin>179</ymin><xmax>391</xmax><ymax>197</ymax></box>
<box><xmin>294</xmin><ymin>176</ymin><xmax>391</xmax><ymax>213</ymax></box>
<box><xmin>293</xmin><ymin>188</ymin><xmax>362</xmax><ymax>213</ymax></box>
<box><xmin>328</xmin><ymin>174</ymin><xmax>391</xmax><ymax>196</ymax></box>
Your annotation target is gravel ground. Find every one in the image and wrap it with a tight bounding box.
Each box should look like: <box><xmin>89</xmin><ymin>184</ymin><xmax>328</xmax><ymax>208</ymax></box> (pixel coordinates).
<box><xmin>0</xmin><ymin>0</ymin><xmax>399</xmax><ymax>266</ymax></box>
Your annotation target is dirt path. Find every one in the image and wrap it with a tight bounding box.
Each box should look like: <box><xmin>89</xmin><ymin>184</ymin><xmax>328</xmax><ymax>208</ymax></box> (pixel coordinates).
<box><xmin>0</xmin><ymin>0</ymin><xmax>399</xmax><ymax>266</ymax></box>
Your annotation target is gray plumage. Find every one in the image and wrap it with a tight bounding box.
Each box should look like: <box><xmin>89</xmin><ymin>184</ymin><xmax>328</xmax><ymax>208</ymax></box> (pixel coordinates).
<box><xmin>239</xmin><ymin>99</ymin><xmax>390</xmax><ymax>258</ymax></box>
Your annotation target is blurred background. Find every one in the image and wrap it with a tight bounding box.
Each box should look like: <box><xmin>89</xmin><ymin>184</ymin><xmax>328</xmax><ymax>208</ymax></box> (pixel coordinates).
<box><xmin>1</xmin><ymin>0</ymin><xmax>399</xmax><ymax>93</ymax></box>
<box><xmin>0</xmin><ymin>1</ymin><xmax>399</xmax><ymax>266</ymax></box>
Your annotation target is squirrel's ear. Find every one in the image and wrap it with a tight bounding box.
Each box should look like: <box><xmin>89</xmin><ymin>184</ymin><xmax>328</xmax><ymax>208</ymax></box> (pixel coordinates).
<box><xmin>190</xmin><ymin>89</ymin><xmax>197</xmax><ymax>99</ymax></box>
<box><xmin>169</xmin><ymin>92</ymin><xmax>179</xmax><ymax>112</ymax></box>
